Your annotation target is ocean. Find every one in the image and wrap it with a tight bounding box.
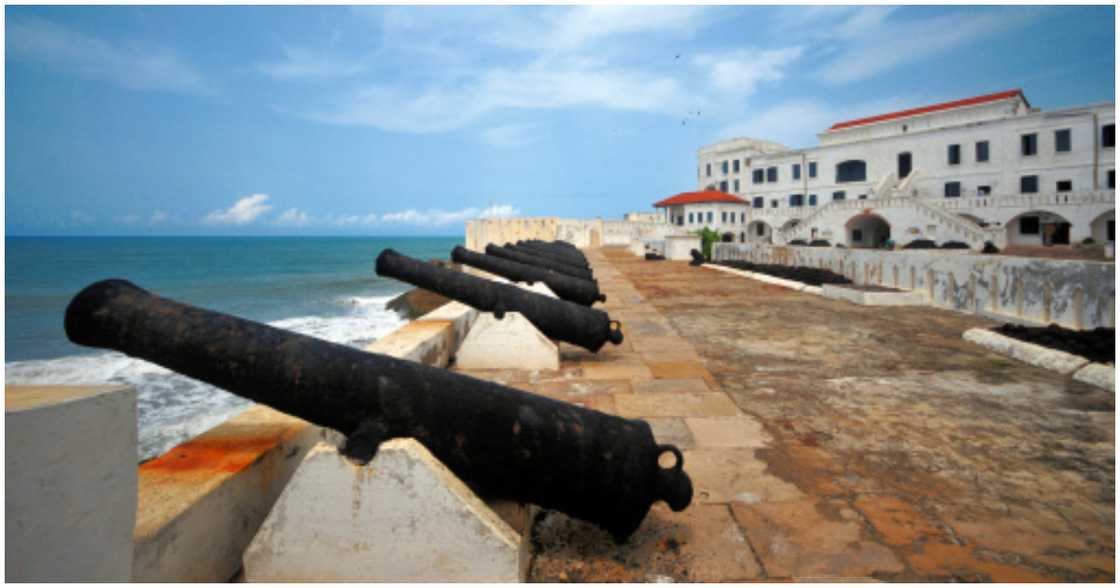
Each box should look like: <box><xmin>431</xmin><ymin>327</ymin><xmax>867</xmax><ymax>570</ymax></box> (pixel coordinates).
<box><xmin>5</xmin><ymin>236</ymin><xmax>461</xmax><ymax>460</ymax></box>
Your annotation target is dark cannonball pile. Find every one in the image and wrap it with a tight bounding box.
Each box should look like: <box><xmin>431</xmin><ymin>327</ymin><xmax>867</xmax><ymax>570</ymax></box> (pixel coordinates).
<box><xmin>995</xmin><ymin>323</ymin><xmax>1115</xmax><ymax>364</ymax></box>
<box><xmin>716</xmin><ymin>260</ymin><xmax>853</xmax><ymax>286</ymax></box>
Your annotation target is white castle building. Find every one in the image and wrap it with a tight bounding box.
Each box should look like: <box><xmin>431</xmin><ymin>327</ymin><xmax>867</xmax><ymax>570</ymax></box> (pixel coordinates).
<box><xmin>655</xmin><ymin>90</ymin><xmax>1115</xmax><ymax>251</ymax></box>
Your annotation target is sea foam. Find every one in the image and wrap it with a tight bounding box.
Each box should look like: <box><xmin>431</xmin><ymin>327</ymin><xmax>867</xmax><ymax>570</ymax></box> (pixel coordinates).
<box><xmin>5</xmin><ymin>295</ymin><xmax>406</xmax><ymax>461</ymax></box>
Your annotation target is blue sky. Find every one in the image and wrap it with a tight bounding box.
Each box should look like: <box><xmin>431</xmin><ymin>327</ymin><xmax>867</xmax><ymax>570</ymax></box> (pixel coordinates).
<box><xmin>5</xmin><ymin>4</ymin><xmax>1115</xmax><ymax>236</ymax></box>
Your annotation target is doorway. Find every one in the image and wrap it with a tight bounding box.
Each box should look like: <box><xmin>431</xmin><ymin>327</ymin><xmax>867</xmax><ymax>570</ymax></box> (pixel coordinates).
<box><xmin>898</xmin><ymin>152</ymin><xmax>912</xmax><ymax>179</ymax></box>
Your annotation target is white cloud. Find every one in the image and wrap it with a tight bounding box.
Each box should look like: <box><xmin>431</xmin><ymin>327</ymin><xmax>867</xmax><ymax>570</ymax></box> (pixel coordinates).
<box><xmin>204</xmin><ymin>194</ymin><xmax>273</xmax><ymax>225</ymax></box>
<box><xmin>257</xmin><ymin>47</ymin><xmax>365</xmax><ymax>80</ymax></box>
<box><xmin>480</xmin><ymin>123</ymin><xmax>544</xmax><ymax>148</ymax></box>
<box><xmin>7</xmin><ymin>17</ymin><xmax>206</xmax><ymax>93</ymax></box>
<box><xmin>149</xmin><ymin>210</ymin><xmax>170</xmax><ymax>224</ymax></box>
<box><xmin>308</xmin><ymin>62</ymin><xmax>688</xmax><ymax>133</ymax></box>
<box><xmin>380</xmin><ymin>204</ymin><xmax>519</xmax><ymax>226</ymax></box>
<box><xmin>693</xmin><ymin>47</ymin><xmax>803</xmax><ymax>96</ymax></box>
<box><xmin>275</xmin><ymin>208</ymin><xmax>311</xmax><ymax>226</ymax></box>
<box><xmin>68</xmin><ymin>210</ymin><xmax>95</xmax><ymax>225</ymax></box>
<box><xmin>814</xmin><ymin>8</ymin><xmax>1041</xmax><ymax>84</ymax></box>
<box><xmin>115</xmin><ymin>213</ymin><xmax>142</xmax><ymax>224</ymax></box>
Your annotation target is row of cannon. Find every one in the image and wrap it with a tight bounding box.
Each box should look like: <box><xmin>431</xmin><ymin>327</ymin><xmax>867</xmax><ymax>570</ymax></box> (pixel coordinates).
<box><xmin>64</xmin><ymin>240</ymin><xmax>691</xmax><ymax>542</ymax></box>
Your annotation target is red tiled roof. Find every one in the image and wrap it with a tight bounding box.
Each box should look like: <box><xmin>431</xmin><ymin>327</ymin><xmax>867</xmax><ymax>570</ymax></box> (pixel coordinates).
<box><xmin>654</xmin><ymin>190</ymin><xmax>748</xmax><ymax>207</ymax></box>
<box><xmin>827</xmin><ymin>89</ymin><xmax>1027</xmax><ymax>131</ymax></box>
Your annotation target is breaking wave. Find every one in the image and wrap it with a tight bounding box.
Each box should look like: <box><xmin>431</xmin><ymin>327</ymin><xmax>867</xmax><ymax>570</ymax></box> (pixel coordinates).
<box><xmin>5</xmin><ymin>294</ymin><xmax>406</xmax><ymax>461</ymax></box>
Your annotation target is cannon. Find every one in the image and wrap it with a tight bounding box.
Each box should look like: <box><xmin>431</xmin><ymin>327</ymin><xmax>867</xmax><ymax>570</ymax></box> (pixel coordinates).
<box><xmin>377</xmin><ymin>249</ymin><xmax>621</xmax><ymax>352</ymax></box>
<box><xmin>64</xmin><ymin>279</ymin><xmax>692</xmax><ymax>541</ymax></box>
<box><xmin>450</xmin><ymin>246</ymin><xmax>606</xmax><ymax>307</ymax></box>
<box><xmin>485</xmin><ymin>244</ymin><xmax>595</xmax><ymax>282</ymax></box>
<box><xmin>503</xmin><ymin>243</ymin><xmax>594</xmax><ymax>279</ymax></box>
<box><xmin>518</xmin><ymin>240</ymin><xmax>589</xmax><ymax>266</ymax></box>
<box><xmin>689</xmin><ymin>249</ymin><xmax>706</xmax><ymax>266</ymax></box>
<box><xmin>513</xmin><ymin>241</ymin><xmax>590</xmax><ymax>270</ymax></box>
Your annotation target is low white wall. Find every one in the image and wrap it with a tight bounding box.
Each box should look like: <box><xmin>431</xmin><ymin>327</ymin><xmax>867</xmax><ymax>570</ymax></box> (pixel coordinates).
<box><xmin>714</xmin><ymin>243</ymin><xmax>1115</xmax><ymax>329</ymax></box>
<box><xmin>6</xmin><ymin>385</ymin><xmax>138</xmax><ymax>581</ymax></box>
<box><xmin>465</xmin><ymin>216</ymin><xmax>681</xmax><ymax>251</ymax></box>
<box><xmin>665</xmin><ymin>236</ymin><xmax>701</xmax><ymax>261</ymax></box>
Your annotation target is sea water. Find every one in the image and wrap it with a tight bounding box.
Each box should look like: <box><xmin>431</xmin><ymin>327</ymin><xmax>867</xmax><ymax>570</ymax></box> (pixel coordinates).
<box><xmin>5</xmin><ymin>236</ymin><xmax>461</xmax><ymax>460</ymax></box>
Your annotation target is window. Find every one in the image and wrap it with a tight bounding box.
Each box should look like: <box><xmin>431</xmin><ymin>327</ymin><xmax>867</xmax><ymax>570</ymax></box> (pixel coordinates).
<box><xmin>1103</xmin><ymin>124</ymin><xmax>1115</xmax><ymax>148</ymax></box>
<box><xmin>976</xmin><ymin>140</ymin><xmax>989</xmax><ymax>162</ymax></box>
<box><xmin>1020</xmin><ymin>216</ymin><xmax>1040</xmax><ymax>235</ymax></box>
<box><xmin>1021</xmin><ymin>133</ymin><xmax>1037</xmax><ymax>156</ymax></box>
<box><xmin>1055</xmin><ymin>129</ymin><xmax>1072</xmax><ymax>153</ymax></box>
<box><xmin>808</xmin><ymin>194</ymin><xmax>817</xmax><ymax>206</ymax></box>
<box><xmin>733</xmin><ymin>179</ymin><xmax>740</xmax><ymax>192</ymax></box>
<box><xmin>1056</xmin><ymin>180</ymin><xmax>1072</xmax><ymax>192</ymax></box>
<box><xmin>676</xmin><ymin>216</ymin><xmax>683</xmax><ymax>226</ymax></box>
<box><xmin>705</xmin><ymin>163</ymin><xmax>711</xmax><ymax>177</ymax></box>
<box><xmin>688</xmin><ymin>212</ymin><xmax>694</xmax><ymax>224</ymax></box>
<box><xmin>1109</xmin><ymin>170</ymin><xmax>1115</xmax><ymax>189</ymax></box>
<box><xmin>740</xmin><ymin>212</ymin><xmax>745</xmax><ymax>223</ymax></box>
<box><xmin>948</xmin><ymin>144</ymin><xmax>961</xmax><ymax>165</ymax></box>
<box><xmin>756</xmin><ymin>223</ymin><xmax>765</xmax><ymax>236</ymax></box>
<box><xmin>733</xmin><ymin>159</ymin><xmax>740</xmax><ymax>173</ymax></box>
<box><xmin>944</xmin><ymin>182</ymin><xmax>961</xmax><ymax>198</ymax></box>
<box><xmin>792</xmin><ymin>164</ymin><xmax>801</xmax><ymax>180</ymax></box>
<box><xmin>809</xmin><ymin>162</ymin><xmax>817</xmax><ymax>178</ymax></box>
<box><xmin>832</xmin><ymin>191</ymin><xmax>846</xmax><ymax>201</ymax></box>
<box><xmin>722</xmin><ymin>160</ymin><xmax>728</xmax><ymax>175</ymax></box>
<box><xmin>835</xmin><ymin>160</ymin><xmax>867</xmax><ymax>183</ymax></box>
<box><xmin>1020</xmin><ymin>175</ymin><xmax>1039</xmax><ymax>193</ymax></box>
<box><xmin>1109</xmin><ymin>220</ymin><xmax>1115</xmax><ymax>241</ymax></box>
<box><xmin>978</xmin><ymin>185</ymin><xmax>991</xmax><ymax>196</ymax></box>
<box><xmin>719</xmin><ymin>180</ymin><xmax>728</xmax><ymax>192</ymax></box>
<box><xmin>752</xmin><ymin>169</ymin><xmax>764</xmax><ymax>184</ymax></box>
<box><xmin>852</xmin><ymin>229</ymin><xmax>864</xmax><ymax>242</ymax></box>
<box><xmin>752</xmin><ymin>197</ymin><xmax>763</xmax><ymax>209</ymax></box>
<box><xmin>766</xmin><ymin>167</ymin><xmax>778</xmax><ymax>182</ymax></box>
<box><xmin>771</xmin><ymin>200</ymin><xmax>778</xmax><ymax>208</ymax></box>
<box><xmin>789</xmin><ymin>194</ymin><xmax>804</xmax><ymax>207</ymax></box>
<box><xmin>706</xmin><ymin>212</ymin><xmax>713</xmax><ymax>223</ymax></box>
<box><xmin>858</xmin><ymin>194</ymin><xmax>868</xmax><ymax>200</ymax></box>
<box><xmin>721</xmin><ymin>212</ymin><xmax>727</xmax><ymax>223</ymax></box>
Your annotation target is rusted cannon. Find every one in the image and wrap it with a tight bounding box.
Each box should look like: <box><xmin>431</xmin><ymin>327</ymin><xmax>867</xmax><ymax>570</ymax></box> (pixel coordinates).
<box><xmin>689</xmin><ymin>249</ymin><xmax>705</xmax><ymax>266</ymax></box>
<box><xmin>377</xmin><ymin>249</ymin><xmax>621</xmax><ymax>352</ymax></box>
<box><xmin>485</xmin><ymin>244</ymin><xmax>595</xmax><ymax>281</ymax></box>
<box><xmin>450</xmin><ymin>246</ymin><xmax>606</xmax><ymax>307</ymax></box>
<box><xmin>64</xmin><ymin>279</ymin><xmax>692</xmax><ymax>541</ymax></box>
<box><xmin>503</xmin><ymin>243</ymin><xmax>594</xmax><ymax>279</ymax></box>
<box><xmin>514</xmin><ymin>241</ymin><xmax>590</xmax><ymax>270</ymax></box>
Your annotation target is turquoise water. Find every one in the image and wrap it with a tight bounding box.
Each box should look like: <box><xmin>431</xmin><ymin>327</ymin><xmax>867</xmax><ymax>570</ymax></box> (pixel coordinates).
<box><xmin>5</xmin><ymin>236</ymin><xmax>461</xmax><ymax>459</ymax></box>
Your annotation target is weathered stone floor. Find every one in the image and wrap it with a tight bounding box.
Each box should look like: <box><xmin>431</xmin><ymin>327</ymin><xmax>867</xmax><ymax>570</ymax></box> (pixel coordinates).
<box><xmin>457</xmin><ymin>246</ymin><xmax>1114</xmax><ymax>582</ymax></box>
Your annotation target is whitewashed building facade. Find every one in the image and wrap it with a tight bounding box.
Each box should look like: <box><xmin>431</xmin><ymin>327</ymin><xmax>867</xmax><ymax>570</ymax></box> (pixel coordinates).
<box><xmin>667</xmin><ymin>90</ymin><xmax>1115</xmax><ymax>251</ymax></box>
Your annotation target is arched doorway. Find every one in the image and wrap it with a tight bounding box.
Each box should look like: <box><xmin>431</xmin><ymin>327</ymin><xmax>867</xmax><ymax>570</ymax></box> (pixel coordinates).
<box><xmin>1090</xmin><ymin>209</ymin><xmax>1115</xmax><ymax>243</ymax></box>
<box><xmin>1006</xmin><ymin>210</ymin><xmax>1072</xmax><ymax>247</ymax></box>
<box><xmin>898</xmin><ymin>152</ymin><xmax>912</xmax><ymax>179</ymax></box>
<box><xmin>845</xmin><ymin>213</ymin><xmax>891</xmax><ymax>249</ymax></box>
<box><xmin>721</xmin><ymin>232</ymin><xmax>734</xmax><ymax>243</ymax></box>
<box><xmin>746</xmin><ymin>220</ymin><xmax>772</xmax><ymax>244</ymax></box>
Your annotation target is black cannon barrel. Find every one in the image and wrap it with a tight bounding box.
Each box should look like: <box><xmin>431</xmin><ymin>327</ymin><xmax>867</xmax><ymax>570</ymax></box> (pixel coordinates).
<box><xmin>450</xmin><ymin>246</ymin><xmax>606</xmax><ymax>307</ymax></box>
<box><xmin>64</xmin><ymin>279</ymin><xmax>692</xmax><ymax>540</ymax></box>
<box><xmin>520</xmin><ymin>240</ymin><xmax>588</xmax><ymax>266</ymax></box>
<box><xmin>376</xmin><ymin>249</ymin><xmax>621</xmax><ymax>352</ymax></box>
<box><xmin>504</xmin><ymin>244</ymin><xmax>594</xmax><ymax>280</ymax></box>
<box><xmin>485</xmin><ymin>244</ymin><xmax>595</xmax><ymax>281</ymax></box>
<box><xmin>515</xmin><ymin>241</ymin><xmax>590</xmax><ymax>269</ymax></box>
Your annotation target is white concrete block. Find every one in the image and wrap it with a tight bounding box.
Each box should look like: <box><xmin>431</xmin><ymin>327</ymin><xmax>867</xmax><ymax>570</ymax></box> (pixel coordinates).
<box><xmin>455</xmin><ymin>311</ymin><xmax>560</xmax><ymax>370</ymax></box>
<box><xmin>821</xmin><ymin>284</ymin><xmax>928</xmax><ymax>306</ymax></box>
<box><xmin>6</xmin><ymin>385</ymin><xmax>137</xmax><ymax>581</ymax></box>
<box><xmin>963</xmin><ymin>328</ymin><xmax>1090</xmax><ymax>375</ymax></box>
<box><xmin>665</xmin><ymin>235</ymin><xmax>701</xmax><ymax>260</ymax></box>
<box><xmin>243</xmin><ymin>439</ymin><xmax>525</xmax><ymax>582</ymax></box>
<box><xmin>1072</xmin><ymin>362</ymin><xmax>1115</xmax><ymax>391</ymax></box>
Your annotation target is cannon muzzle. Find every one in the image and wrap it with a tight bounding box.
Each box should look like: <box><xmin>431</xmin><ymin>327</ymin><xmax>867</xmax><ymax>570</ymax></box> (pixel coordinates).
<box><xmin>376</xmin><ymin>249</ymin><xmax>622</xmax><ymax>351</ymax></box>
<box><xmin>64</xmin><ymin>278</ymin><xmax>690</xmax><ymax>540</ymax></box>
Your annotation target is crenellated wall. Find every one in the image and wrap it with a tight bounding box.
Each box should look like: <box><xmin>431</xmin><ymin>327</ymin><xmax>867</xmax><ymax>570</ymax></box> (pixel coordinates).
<box><xmin>714</xmin><ymin>243</ymin><xmax>1115</xmax><ymax>329</ymax></box>
<box><xmin>465</xmin><ymin>217</ymin><xmax>680</xmax><ymax>251</ymax></box>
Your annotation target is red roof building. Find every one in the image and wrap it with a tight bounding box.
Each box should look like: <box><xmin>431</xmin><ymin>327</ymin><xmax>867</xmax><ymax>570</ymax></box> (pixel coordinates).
<box><xmin>827</xmin><ymin>89</ymin><xmax>1028</xmax><ymax>131</ymax></box>
<box><xmin>653</xmin><ymin>190</ymin><xmax>748</xmax><ymax>208</ymax></box>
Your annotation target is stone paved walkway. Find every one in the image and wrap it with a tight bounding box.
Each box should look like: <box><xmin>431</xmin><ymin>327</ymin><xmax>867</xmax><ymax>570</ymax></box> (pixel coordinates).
<box><xmin>457</xmin><ymin>247</ymin><xmax>1114</xmax><ymax>582</ymax></box>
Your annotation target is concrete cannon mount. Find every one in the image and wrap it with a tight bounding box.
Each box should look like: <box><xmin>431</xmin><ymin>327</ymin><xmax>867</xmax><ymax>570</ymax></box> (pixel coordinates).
<box><xmin>455</xmin><ymin>246</ymin><xmax>1114</xmax><ymax>582</ymax></box>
